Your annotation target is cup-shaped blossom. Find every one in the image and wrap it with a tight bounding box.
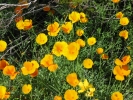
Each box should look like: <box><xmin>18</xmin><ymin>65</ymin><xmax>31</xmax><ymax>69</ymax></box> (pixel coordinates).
<box><xmin>0</xmin><ymin>59</ymin><xmax>9</xmax><ymax>70</ymax></box>
<box><xmin>96</xmin><ymin>48</ymin><xmax>104</xmax><ymax>54</ymax></box>
<box><xmin>0</xmin><ymin>40</ymin><xmax>7</xmax><ymax>52</ymax></box>
<box><xmin>120</xmin><ymin>17</ymin><xmax>129</xmax><ymax>26</ymax></box>
<box><xmin>116</xmin><ymin>12</ymin><xmax>124</xmax><ymax>19</ymax></box>
<box><xmin>66</xmin><ymin>73</ymin><xmax>79</xmax><ymax>87</ymax></box>
<box><xmin>80</xmin><ymin>12</ymin><xmax>86</xmax><ymax>19</ymax></box>
<box><xmin>112</xmin><ymin>0</ymin><xmax>120</xmax><ymax>3</ymax></box>
<box><xmin>114</xmin><ymin>59</ymin><xmax>124</xmax><ymax>66</ymax></box>
<box><xmin>119</xmin><ymin>30</ymin><xmax>128</xmax><ymax>39</ymax></box>
<box><xmin>16</xmin><ymin>20</ymin><xmax>24</xmax><ymax>30</ymax></box>
<box><xmin>101</xmin><ymin>54</ymin><xmax>109</xmax><ymax>59</ymax></box>
<box><xmin>52</xmin><ymin>41</ymin><xmax>68</xmax><ymax>56</ymax></box>
<box><xmin>80</xmin><ymin>17</ymin><xmax>88</xmax><ymax>23</ymax></box>
<box><xmin>115</xmin><ymin>55</ymin><xmax>131</xmax><ymax>66</ymax></box>
<box><xmin>69</xmin><ymin>11</ymin><xmax>80</xmax><ymax>23</ymax></box>
<box><xmin>40</xmin><ymin>54</ymin><xmax>54</xmax><ymax>67</ymax></box>
<box><xmin>122</xmin><ymin>55</ymin><xmax>131</xmax><ymax>65</ymax></box>
<box><xmin>62</xmin><ymin>22</ymin><xmax>73</xmax><ymax>34</ymax></box>
<box><xmin>54</xmin><ymin>95</ymin><xmax>62</xmax><ymax>100</ymax></box>
<box><xmin>64</xmin><ymin>89</ymin><xmax>79</xmax><ymax>100</ymax></box>
<box><xmin>63</xmin><ymin>42</ymin><xmax>80</xmax><ymax>61</ymax></box>
<box><xmin>48</xmin><ymin>64</ymin><xmax>58</xmax><ymax>72</ymax></box>
<box><xmin>36</xmin><ymin>33</ymin><xmax>48</xmax><ymax>45</ymax></box>
<box><xmin>47</xmin><ymin>22</ymin><xmax>60</xmax><ymax>36</ymax></box>
<box><xmin>0</xmin><ymin>86</ymin><xmax>6</xmax><ymax>99</ymax></box>
<box><xmin>21</xmin><ymin>61</ymin><xmax>37</xmax><ymax>75</ymax></box>
<box><xmin>79</xmin><ymin>12</ymin><xmax>88</xmax><ymax>23</ymax></box>
<box><xmin>76</xmin><ymin>39</ymin><xmax>85</xmax><ymax>47</ymax></box>
<box><xmin>3</xmin><ymin>65</ymin><xmax>18</xmax><ymax>80</ymax></box>
<box><xmin>3</xmin><ymin>65</ymin><xmax>16</xmax><ymax>76</ymax></box>
<box><xmin>16</xmin><ymin>19</ymin><xmax>32</xmax><ymax>30</ymax></box>
<box><xmin>76</xmin><ymin>29</ymin><xmax>84</xmax><ymax>36</ymax></box>
<box><xmin>22</xmin><ymin>84</ymin><xmax>32</xmax><ymax>94</ymax></box>
<box><xmin>113</xmin><ymin>65</ymin><xmax>131</xmax><ymax>81</ymax></box>
<box><xmin>121</xmin><ymin>65</ymin><xmax>131</xmax><ymax>76</ymax></box>
<box><xmin>14</xmin><ymin>6</ymin><xmax>23</xmax><ymax>15</ymax></box>
<box><xmin>111</xmin><ymin>91</ymin><xmax>123</xmax><ymax>100</ymax></box>
<box><xmin>83</xmin><ymin>58</ymin><xmax>94</xmax><ymax>69</ymax></box>
<box><xmin>23</xmin><ymin>19</ymin><xmax>32</xmax><ymax>30</ymax></box>
<box><xmin>87</xmin><ymin>37</ymin><xmax>96</xmax><ymax>46</ymax></box>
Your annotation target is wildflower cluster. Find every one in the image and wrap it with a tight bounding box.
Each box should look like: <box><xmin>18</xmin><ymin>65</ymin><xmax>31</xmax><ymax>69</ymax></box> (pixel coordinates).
<box><xmin>0</xmin><ymin>0</ymin><xmax>133</xmax><ymax>100</ymax></box>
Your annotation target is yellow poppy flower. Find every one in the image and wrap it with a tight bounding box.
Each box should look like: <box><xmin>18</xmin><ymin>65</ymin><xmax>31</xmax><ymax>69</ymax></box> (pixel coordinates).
<box><xmin>69</xmin><ymin>11</ymin><xmax>80</xmax><ymax>23</ymax></box>
<box><xmin>76</xmin><ymin>29</ymin><xmax>84</xmax><ymax>36</ymax></box>
<box><xmin>76</xmin><ymin>39</ymin><xmax>85</xmax><ymax>47</ymax></box>
<box><xmin>111</xmin><ymin>91</ymin><xmax>123</xmax><ymax>100</ymax></box>
<box><xmin>120</xmin><ymin>17</ymin><xmax>129</xmax><ymax>26</ymax></box>
<box><xmin>96</xmin><ymin>48</ymin><xmax>104</xmax><ymax>54</ymax></box>
<box><xmin>16</xmin><ymin>20</ymin><xmax>24</xmax><ymax>30</ymax></box>
<box><xmin>54</xmin><ymin>95</ymin><xmax>62</xmax><ymax>100</ymax></box>
<box><xmin>79</xmin><ymin>12</ymin><xmax>88</xmax><ymax>23</ymax></box>
<box><xmin>114</xmin><ymin>58</ymin><xmax>124</xmax><ymax>66</ymax></box>
<box><xmin>31</xmin><ymin>60</ymin><xmax>39</xmax><ymax>69</ymax></box>
<box><xmin>47</xmin><ymin>22</ymin><xmax>60</xmax><ymax>36</ymax></box>
<box><xmin>63</xmin><ymin>42</ymin><xmax>80</xmax><ymax>61</ymax></box>
<box><xmin>101</xmin><ymin>54</ymin><xmax>109</xmax><ymax>59</ymax></box>
<box><xmin>66</xmin><ymin>73</ymin><xmax>79</xmax><ymax>87</ymax></box>
<box><xmin>80</xmin><ymin>12</ymin><xmax>86</xmax><ymax>19</ymax></box>
<box><xmin>119</xmin><ymin>30</ymin><xmax>128</xmax><ymax>39</ymax></box>
<box><xmin>113</xmin><ymin>65</ymin><xmax>131</xmax><ymax>81</ymax></box>
<box><xmin>121</xmin><ymin>65</ymin><xmax>131</xmax><ymax>76</ymax></box>
<box><xmin>21</xmin><ymin>61</ymin><xmax>36</xmax><ymax>75</ymax></box>
<box><xmin>80</xmin><ymin>17</ymin><xmax>88</xmax><ymax>23</ymax></box>
<box><xmin>0</xmin><ymin>86</ymin><xmax>6</xmax><ymax>99</ymax></box>
<box><xmin>116</xmin><ymin>12</ymin><xmax>124</xmax><ymax>19</ymax></box>
<box><xmin>122</xmin><ymin>55</ymin><xmax>131</xmax><ymax>65</ymax></box>
<box><xmin>87</xmin><ymin>37</ymin><xmax>96</xmax><ymax>46</ymax></box>
<box><xmin>0</xmin><ymin>40</ymin><xmax>7</xmax><ymax>52</ymax></box>
<box><xmin>40</xmin><ymin>54</ymin><xmax>54</xmax><ymax>67</ymax></box>
<box><xmin>52</xmin><ymin>41</ymin><xmax>68</xmax><ymax>56</ymax></box>
<box><xmin>48</xmin><ymin>64</ymin><xmax>58</xmax><ymax>72</ymax></box>
<box><xmin>23</xmin><ymin>19</ymin><xmax>32</xmax><ymax>30</ymax></box>
<box><xmin>22</xmin><ymin>84</ymin><xmax>32</xmax><ymax>94</ymax></box>
<box><xmin>62</xmin><ymin>22</ymin><xmax>73</xmax><ymax>34</ymax></box>
<box><xmin>16</xmin><ymin>19</ymin><xmax>32</xmax><ymax>30</ymax></box>
<box><xmin>36</xmin><ymin>33</ymin><xmax>48</xmax><ymax>45</ymax></box>
<box><xmin>112</xmin><ymin>0</ymin><xmax>120</xmax><ymax>3</ymax></box>
<box><xmin>64</xmin><ymin>89</ymin><xmax>79</xmax><ymax>100</ymax></box>
<box><xmin>83</xmin><ymin>58</ymin><xmax>94</xmax><ymax>69</ymax></box>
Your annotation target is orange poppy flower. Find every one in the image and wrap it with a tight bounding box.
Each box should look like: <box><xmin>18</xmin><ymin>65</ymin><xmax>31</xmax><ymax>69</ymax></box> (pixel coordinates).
<box><xmin>66</xmin><ymin>73</ymin><xmax>79</xmax><ymax>87</ymax></box>
<box><xmin>0</xmin><ymin>59</ymin><xmax>9</xmax><ymax>70</ymax></box>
